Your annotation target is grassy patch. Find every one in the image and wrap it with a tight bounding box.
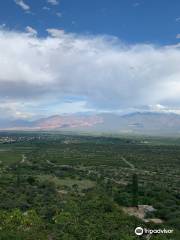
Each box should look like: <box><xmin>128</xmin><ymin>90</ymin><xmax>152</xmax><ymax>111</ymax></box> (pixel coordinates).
<box><xmin>0</xmin><ymin>151</ymin><xmax>22</xmax><ymax>165</ymax></box>
<box><xmin>38</xmin><ymin>175</ymin><xmax>95</xmax><ymax>190</ymax></box>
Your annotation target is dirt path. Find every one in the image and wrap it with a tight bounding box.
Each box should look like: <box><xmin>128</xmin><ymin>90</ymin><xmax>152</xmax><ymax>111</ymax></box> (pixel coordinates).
<box><xmin>21</xmin><ymin>154</ymin><xmax>26</xmax><ymax>163</ymax></box>
<box><xmin>121</xmin><ymin>157</ymin><xmax>135</xmax><ymax>170</ymax></box>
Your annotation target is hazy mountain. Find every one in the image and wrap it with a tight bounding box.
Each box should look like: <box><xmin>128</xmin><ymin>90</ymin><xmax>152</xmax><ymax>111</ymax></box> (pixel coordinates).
<box><xmin>76</xmin><ymin>112</ymin><xmax>180</xmax><ymax>136</ymax></box>
<box><xmin>34</xmin><ymin>115</ymin><xmax>103</xmax><ymax>129</ymax></box>
<box><xmin>0</xmin><ymin>114</ymin><xmax>103</xmax><ymax>131</ymax></box>
<box><xmin>1</xmin><ymin>112</ymin><xmax>180</xmax><ymax>136</ymax></box>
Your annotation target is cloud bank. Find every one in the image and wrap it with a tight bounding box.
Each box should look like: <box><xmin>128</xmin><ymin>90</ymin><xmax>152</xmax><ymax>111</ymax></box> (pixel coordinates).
<box><xmin>0</xmin><ymin>28</ymin><xmax>180</xmax><ymax>118</ymax></box>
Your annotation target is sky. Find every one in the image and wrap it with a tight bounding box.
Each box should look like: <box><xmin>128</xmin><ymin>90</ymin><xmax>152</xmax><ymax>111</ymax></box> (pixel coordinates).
<box><xmin>1</xmin><ymin>0</ymin><xmax>180</xmax><ymax>120</ymax></box>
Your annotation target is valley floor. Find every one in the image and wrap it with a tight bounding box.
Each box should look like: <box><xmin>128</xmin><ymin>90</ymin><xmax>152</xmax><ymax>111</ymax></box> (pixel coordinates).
<box><xmin>0</xmin><ymin>132</ymin><xmax>179</xmax><ymax>240</ymax></box>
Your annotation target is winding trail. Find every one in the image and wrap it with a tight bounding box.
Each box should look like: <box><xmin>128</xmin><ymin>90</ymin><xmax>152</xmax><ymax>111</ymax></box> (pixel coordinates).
<box><xmin>121</xmin><ymin>157</ymin><xmax>135</xmax><ymax>170</ymax></box>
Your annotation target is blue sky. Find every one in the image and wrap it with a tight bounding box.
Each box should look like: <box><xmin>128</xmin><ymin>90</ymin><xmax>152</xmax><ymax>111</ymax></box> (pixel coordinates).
<box><xmin>1</xmin><ymin>0</ymin><xmax>180</xmax><ymax>44</ymax></box>
<box><xmin>0</xmin><ymin>0</ymin><xmax>180</xmax><ymax>119</ymax></box>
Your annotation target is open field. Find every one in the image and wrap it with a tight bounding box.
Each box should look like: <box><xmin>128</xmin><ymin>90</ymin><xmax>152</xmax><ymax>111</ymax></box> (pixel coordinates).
<box><xmin>0</xmin><ymin>132</ymin><xmax>179</xmax><ymax>239</ymax></box>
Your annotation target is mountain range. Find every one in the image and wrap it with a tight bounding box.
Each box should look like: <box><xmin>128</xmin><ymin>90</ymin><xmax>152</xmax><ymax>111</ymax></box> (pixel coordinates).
<box><xmin>1</xmin><ymin>112</ymin><xmax>180</xmax><ymax>136</ymax></box>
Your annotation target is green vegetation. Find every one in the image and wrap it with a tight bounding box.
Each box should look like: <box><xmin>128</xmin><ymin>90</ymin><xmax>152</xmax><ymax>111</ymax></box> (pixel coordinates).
<box><xmin>132</xmin><ymin>174</ymin><xmax>138</xmax><ymax>208</ymax></box>
<box><xmin>0</xmin><ymin>132</ymin><xmax>179</xmax><ymax>239</ymax></box>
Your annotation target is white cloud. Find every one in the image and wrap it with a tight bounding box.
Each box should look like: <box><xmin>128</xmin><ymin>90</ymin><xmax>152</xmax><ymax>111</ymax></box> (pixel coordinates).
<box><xmin>0</xmin><ymin>24</ymin><xmax>6</xmax><ymax>29</ymax></box>
<box><xmin>143</xmin><ymin>104</ymin><xmax>180</xmax><ymax>115</ymax></box>
<box><xmin>56</xmin><ymin>12</ymin><xmax>62</xmax><ymax>17</ymax></box>
<box><xmin>46</xmin><ymin>28</ymin><xmax>65</xmax><ymax>37</ymax></box>
<box><xmin>133</xmin><ymin>2</ymin><xmax>140</xmax><ymax>7</ymax></box>
<box><xmin>47</xmin><ymin>0</ymin><xmax>59</xmax><ymax>6</ymax></box>
<box><xmin>42</xmin><ymin>6</ymin><xmax>50</xmax><ymax>11</ymax></box>
<box><xmin>25</xmin><ymin>26</ymin><xmax>37</xmax><ymax>36</ymax></box>
<box><xmin>14</xmin><ymin>0</ymin><xmax>30</xmax><ymax>11</ymax></box>
<box><xmin>1</xmin><ymin>28</ymin><xmax>180</xmax><ymax>118</ymax></box>
<box><xmin>175</xmin><ymin>17</ymin><xmax>180</xmax><ymax>22</ymax></box>
<box><xmin>0</xmin><ymin>100</ymin><xmax>34</xmax><ymax>119</ymax></box>
<box><xmin>176</xmin><ymin>33</ymin><xmax>180</xmax><ymax>39</ymax></box>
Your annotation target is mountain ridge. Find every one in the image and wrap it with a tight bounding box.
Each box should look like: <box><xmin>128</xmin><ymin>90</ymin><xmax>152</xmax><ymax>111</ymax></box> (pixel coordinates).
<box><xmin>1</xmin><ymin>112</ymin><xmax>180</xmax><ymax>136</ymax></box>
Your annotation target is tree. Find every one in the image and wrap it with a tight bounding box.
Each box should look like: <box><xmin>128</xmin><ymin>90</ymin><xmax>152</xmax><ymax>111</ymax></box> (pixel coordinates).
<box><xmin>132</xmin><ymin>173</ymin><xmax>138</xmax><ymax>208</ymax></box>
